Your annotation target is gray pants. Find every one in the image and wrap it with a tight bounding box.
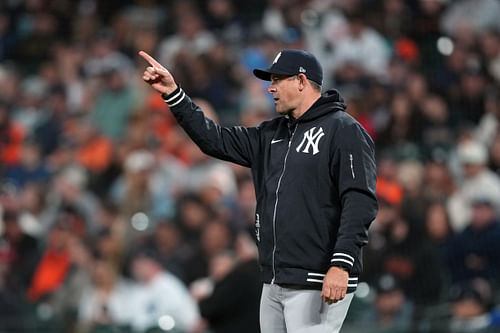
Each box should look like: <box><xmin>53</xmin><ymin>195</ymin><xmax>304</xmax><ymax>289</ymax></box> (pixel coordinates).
<box><xmin>260</xmin><ymin>283</ymin><xmax>354</xmax><ymax>333</ymax></box>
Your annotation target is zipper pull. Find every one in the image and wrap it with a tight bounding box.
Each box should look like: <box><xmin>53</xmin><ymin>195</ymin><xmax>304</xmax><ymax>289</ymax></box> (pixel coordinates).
<box><xmin>349</xmin><ymin>153</ymin><xmax>355</xmax><ymax>179</ymax></box>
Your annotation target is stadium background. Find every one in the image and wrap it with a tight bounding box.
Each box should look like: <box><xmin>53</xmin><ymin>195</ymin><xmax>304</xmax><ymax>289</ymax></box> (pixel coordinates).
<box><xmin>1</xmin><ymin>0</ymin><xmax>500</xmax><ymax>332</ymax></box>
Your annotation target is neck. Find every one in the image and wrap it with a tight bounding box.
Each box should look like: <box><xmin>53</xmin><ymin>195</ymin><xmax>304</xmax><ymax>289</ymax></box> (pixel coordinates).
<box><xmin>291</xmin><ymin>92</ymin><xmax>321</xmax><ymax>119</ymax></box>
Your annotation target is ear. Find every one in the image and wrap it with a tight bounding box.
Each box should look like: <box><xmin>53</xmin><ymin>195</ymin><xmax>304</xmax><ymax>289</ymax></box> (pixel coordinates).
<box><xmin>298</xmin><ymin>74</ymin><xmax>307</xmax><ymax>91</ymax></box>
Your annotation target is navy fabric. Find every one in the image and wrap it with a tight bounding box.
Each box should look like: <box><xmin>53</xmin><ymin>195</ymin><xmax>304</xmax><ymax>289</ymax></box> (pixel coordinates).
<box><xmin>253</xmin><ymin>49</ymin><xmax>323</xmax><ymax>86</ymax></box>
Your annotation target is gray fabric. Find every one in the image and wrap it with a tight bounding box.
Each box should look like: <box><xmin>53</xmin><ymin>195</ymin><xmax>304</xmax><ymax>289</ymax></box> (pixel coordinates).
<box><xmin>260</xmin><ymin>283</ymin><xmax>354</xmax><ymax>333</ymax></box>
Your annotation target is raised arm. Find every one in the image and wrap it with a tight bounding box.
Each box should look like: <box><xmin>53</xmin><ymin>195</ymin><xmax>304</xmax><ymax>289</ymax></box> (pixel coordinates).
<box><xmin>139</xmin><ymin>51</ymin><xmax>261</xmax><ymax>167</ymax></box>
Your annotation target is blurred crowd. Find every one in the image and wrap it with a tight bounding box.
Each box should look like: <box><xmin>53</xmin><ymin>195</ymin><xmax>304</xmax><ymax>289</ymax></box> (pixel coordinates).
<box><xmin>1</xmin><ymin>0</ymin><xmax>500</xmax><ymax>332</ymax></box>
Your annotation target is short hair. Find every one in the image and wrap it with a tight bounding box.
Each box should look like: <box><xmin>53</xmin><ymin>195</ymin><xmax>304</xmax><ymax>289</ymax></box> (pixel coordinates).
<box><xmin>309</xmin><ymin>79</ymin><xmax>322</xmax><ymax>92</ymax></box>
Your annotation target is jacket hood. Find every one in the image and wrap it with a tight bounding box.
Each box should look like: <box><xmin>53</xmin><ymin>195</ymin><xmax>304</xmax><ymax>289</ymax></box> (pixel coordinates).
<box><xmin>296</xmin><ymin>89</ymin><xmax>346</xmax><ymax>122</ymax></box>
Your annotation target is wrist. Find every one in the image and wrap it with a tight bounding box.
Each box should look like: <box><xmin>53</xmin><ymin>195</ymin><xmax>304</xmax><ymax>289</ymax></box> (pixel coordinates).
<box><xmin>331</xmin><ymin>266</ymin><xmax>348</xmax><ymax>272</ymax></box>
<box><xmin>162</xmin><ymin>83</ymin><xmax>179</xmax><ymax>97</ymax></box>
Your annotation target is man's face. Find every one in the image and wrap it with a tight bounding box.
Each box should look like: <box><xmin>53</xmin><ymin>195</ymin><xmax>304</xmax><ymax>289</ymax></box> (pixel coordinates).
<box><xmin>268</xmin><ymin>74</ymin><xmax>300</xmax><ymax>115</ymax></box>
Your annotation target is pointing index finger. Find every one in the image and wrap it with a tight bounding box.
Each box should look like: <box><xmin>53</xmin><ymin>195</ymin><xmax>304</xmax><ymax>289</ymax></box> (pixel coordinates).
<box><xmin>139</xmin><ymin>51</ymin><xmax>163</xmax><ymax>69</ymax></box>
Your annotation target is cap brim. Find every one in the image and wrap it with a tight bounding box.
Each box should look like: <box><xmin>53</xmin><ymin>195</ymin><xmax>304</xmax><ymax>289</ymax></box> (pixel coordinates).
<box><xmin>253</xmin><ymin>68</ymin><xmax>272</xmax><ymax>81</ymax></box>
<box><xmin>253</xmin><ymin>68</ymin><xmax>294</xmax><ymax>81</ymax></box>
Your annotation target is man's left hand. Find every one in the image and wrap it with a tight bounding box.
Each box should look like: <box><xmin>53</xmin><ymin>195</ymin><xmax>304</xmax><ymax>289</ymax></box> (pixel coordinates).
<box><xmin>321</xmin><ymin>266</ymin><xmax>348</xmax><ymax>305</ymax></box>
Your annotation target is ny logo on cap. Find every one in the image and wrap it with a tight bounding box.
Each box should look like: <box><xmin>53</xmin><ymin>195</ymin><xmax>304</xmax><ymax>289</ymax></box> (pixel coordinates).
<box><xmin>273</xmin><ymin>52</ymin><xmax>282</xmax><ymax>64</ymax></box>
<box><xmin>299</xmin><ymin>66</ymin><xmax>306</xmax><ymax>73</ymax></box>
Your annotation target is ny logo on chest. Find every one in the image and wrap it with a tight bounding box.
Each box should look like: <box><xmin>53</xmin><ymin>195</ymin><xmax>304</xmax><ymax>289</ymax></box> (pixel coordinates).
<box><xmin>296</xmin><ymin>127</ymin><xmax>325</xmax><ymax>155</ymax></box>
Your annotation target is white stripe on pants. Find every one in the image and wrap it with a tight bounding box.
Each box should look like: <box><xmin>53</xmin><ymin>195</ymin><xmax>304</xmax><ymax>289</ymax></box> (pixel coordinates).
<box><xmin>260</xmin><ymin>283</ymin><xmax>354</xmax><ymax>333</ymax></box>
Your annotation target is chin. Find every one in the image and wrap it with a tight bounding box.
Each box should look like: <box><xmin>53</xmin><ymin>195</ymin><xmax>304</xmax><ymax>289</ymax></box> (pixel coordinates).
<box><xmin>276</xmin><ymin>108</ymin><xmax>289</xmax><ymax>116</ymax></box>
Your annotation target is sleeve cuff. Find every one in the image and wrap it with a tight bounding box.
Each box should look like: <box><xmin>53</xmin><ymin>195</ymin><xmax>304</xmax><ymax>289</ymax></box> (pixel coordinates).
<box><xmin>162</xmin><ymin>85</ymin><xmax>185</xmax><ymax>107</ymax></box>
<box><xmin>330</xmin><ymin>252</ymin><xmax>355</xmax><ymax>271</ymax></box>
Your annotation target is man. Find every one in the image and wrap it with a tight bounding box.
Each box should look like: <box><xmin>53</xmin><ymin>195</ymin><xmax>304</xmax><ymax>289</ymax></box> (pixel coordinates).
<box><xmin>446</xmin><ymin>194</ymin><xmax>500</xmax><ymax>284</ymax></box>
<box><xmin>128</xmin><ymin>248</ymin><xmax>200</xmax><ymax>332</ymax></box>
<box><xmin>140</xmin><ymin>49</ymin><xmax>378</xmax><ymax>333</ymax></box>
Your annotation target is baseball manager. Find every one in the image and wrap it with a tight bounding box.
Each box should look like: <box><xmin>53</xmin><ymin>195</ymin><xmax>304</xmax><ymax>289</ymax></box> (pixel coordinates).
<box><xmin>140</xmin><ymin>49</ymin><xmax>378</xmax><ymax>333</ymax></box>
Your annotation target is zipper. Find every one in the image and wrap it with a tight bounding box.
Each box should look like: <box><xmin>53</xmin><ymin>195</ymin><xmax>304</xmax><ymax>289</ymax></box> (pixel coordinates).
<box><xmin>349</xmin><ymin>153</ymin><xmax>355</xmax><ymax>179</ymax></box>
<box><xmin>271</xmin><ymin>122</ymin><xmax>298</xmax><ymax>284</ymax></box>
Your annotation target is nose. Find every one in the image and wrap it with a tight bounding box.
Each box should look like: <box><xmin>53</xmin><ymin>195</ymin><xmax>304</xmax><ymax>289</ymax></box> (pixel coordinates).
<box><xmin>268</xmin><ymin>84</ymin><xmax>276</xmax><ymax>94</ymax></box>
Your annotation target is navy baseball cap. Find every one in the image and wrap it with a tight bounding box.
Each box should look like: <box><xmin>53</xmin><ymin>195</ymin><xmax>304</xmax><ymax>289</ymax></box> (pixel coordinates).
<box><xmin>253</xmin><ymin>49</ymin><xmax>323</xmax><ymax>86</ymax></box>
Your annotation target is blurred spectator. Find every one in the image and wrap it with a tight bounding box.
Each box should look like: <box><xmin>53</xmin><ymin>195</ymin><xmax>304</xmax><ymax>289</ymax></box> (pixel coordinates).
<box><xmin>359</xmin><ymin>274</ymin><xmax>413</xmax><ymax>331</ymax></box>
<box><xmin>0</xmin><ymin>64</ymin><xmax>20</xmax><ymax>106</ymax></box>
<box><xmin>261</xmin><ymin>0</ymin><xmax>290</xmax><ymax>40</ymax></box>
<box><xmin>375</xmin><ymin>154</ymin><xmax>404</xmax><ymax>207</ymax></box>
<box><xmin>173</xmin><ymin>193</ymin><xmax>216</xmax><ymax>285</ymax></box>
<box><xmin>145</xmin><ymin>222</ymin><xmax>186</xmax><ymax>281</ymax></box>
<box><xmin>204</xmin><ymin>0</ymin><xmax>247</xmax><ymax>46</ymax></box>
<box><xmin>128</xmin><ymin>247</ymin><xmax>200</xmax><ymax>333</ymax></box>
<box><xmin>77</xmin><ymin>256</ymin><xmax>132</xmax><ymax>333</ymax></box>
<box><xmin>422</xmin><ymin>157</ymin><xmax>455</xmax><ymax>201</ymax></box>
<box><xmin>178</xmin><ymin>53</ymin><xmax>235</xmax><ymax>111</ymax></box>
<box><xmin>233</xmin><ymin>172</ymin><xmax>257</xmax><ymax>233</ymax></box>
<box><xmin>110</xmin><ymin>149</ymin><xmax>163</xmax><ymax>222</ymax></box>
<box><xmin>430</xmin><ymin>42</ymin><xmax>469</xmax><ymax>99</ymax></box>
<box><xmin>377</xmin><ymin>93</ymin><xmax>421</xmax><ymax>152</ymax></box>
<box><xmin>14</xmin><ymin>11</ymin><xmax>58</xmax><ymax>75</ymax></box>
<box><xmin>72</xmin><ymin>117</ymin><xmax>113</xmax><ymax>191</ymax></box>
<box><xmin>397</xmin><ymin>160</ymin><xmax>427</xmax><ymax>230</ymax></box>
<box><xmin>375</xmin><ymin>214</ymin><xmax>442</xmax><ymax>306</ymax></box>
<box><xmin>344</xmin><ymin>92</ymin><xmax>376</xmax><ymax>139</ymax></box>
<box><xmin>17</xmin><ymin>182</ymin><xmax>47</xmax><ymax>238</ymax></box>
<box><xmin>94</xmin><ymin>227</ymin><xmax>124</xmax><ymax>268</ymax></box>
<box><xmin>328</xmin><ymin>10</ymin><xmax>390</xmax><ymax>83</ymax></box>
<box><xmin>0</xmin><ymin>12</ymin><xmax>15</xmax><ymax>61</ymax></box>
<box><xmin>441</xmin><ymin>0</ymin><xmax>500</xmax><ymax>45</ymax></box>
<box><xmin>488</xmin><ymin>132</ymin><xmax>500</xmax><ymax>175</ymax></box>
<box><xmin>33</xmin><ymin>84</ymin><xmax>66</xmax><ymax>156</ymax></box>
<box><xmin>411</xmin><ymin>0</ymin><xmax>448</xmax><ymax>72</ymax></box>
<box><xmin>197</xmin><ymin>232</ymin><xmax>261</xmax><ymax>333</ymax></box>
<box><xmin>423</xmin><ymin>201</ymin><xmax>454</xmax><ymax>291</ymax></box>
<box><xmin>50</xmin><ymin>235</ymin><xmax>93</xmax><ymax>332</ymax></box>
<box><xmin>43</xmin><ymin>165</ymin><xmax>99</xmax><ymax>234</ymax></box>
<box><xmin>475</xmin><ymin>91</ymin><xmax>500</xmax><ymax>148</ymax></box>
<box><xmin>368</xmin><ymin>0</ymin><xmax>413</xmax><ymax>41</ymax></box>
<box><xmin>158</xmin><ymin>8</ymin><xmax>216</xmax><ymax>69</ymax></box>
<box><xmin>480</xmin><ymin>29</ymin><xmax>500</xmax><ymax>84</ymax></box>
<box><xmin>4</xmin><ymin>138</ymin><xmax>50</xmax><ymax>189</ymax></box>
<box><xmin>91</xmin><ymin>67</ymin><xmax>136</xmax><ymax>142</ymax></box>
<box><xmin>418</xmin><ymin>94</ymin><xmax>454</xmax><ymax>154</ymax></box>
<box><xmin>450</xmin><ymin>61</ymin><xmax>490</xmax><ymax>127</ymax></box>
<box><xmin>83</xmin><ymin>32</ymin><xmax>134</xmax><ymax>79</ymax></box>
<box><xmin>445</xmin><ymin>194</ymin><xmax>500</xmax><ymax>283</ymax></box>
<box><xmin>449</xmin><ymin>278</ymin><xmax>500</xmax><ymax>332</ymax></box>
<box><xmin>0</xmin><ymin>208</ymin><xmax>39</xmax><ymax>293</ymax></box>
<box><xmin>51</xmin><ymin>43</ymin><xmax>87</xmax><ymax>114</ymax></box>
<box><xmin>13</xmin><ymin>76</ymin><xmax>48</xmax><ymax>132</ymax></box>
<box><xmin>0</xmin><ymin>257</ymin><xmax>28</xmax><ymax>332</ymax></box>
<box><xmin>424</xmin><ymin>201</ymin><xmax>454</xmax><ymax>251</ymax></box>
<box><xmin>0</xmin><ymin>99</ymin><xmax>24</xmax><ymax>167</ymax></box>
<box><xmin>447</xmin><ymin>139</ymin><xmax>500</xmax><ymax>231</ymax></box>
<box><xmin>201</xmin><ymin>220</ymin><xmax>233</xmax><ymax>262</ymax></box>
<box><xmin>26</xmin><ymin>220</ymin><xmax>71</xmax><ymax>303</ymax></box>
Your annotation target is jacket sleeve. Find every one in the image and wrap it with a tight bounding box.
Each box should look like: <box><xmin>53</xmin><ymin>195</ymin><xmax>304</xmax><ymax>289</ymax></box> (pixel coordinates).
<box><xmin>330</xmin><ymin>121</ymin><xmax>378</xmax><ymax>272</ymax></box>
<box><xmin>163</xmin><ymin>86</ymin><xmax>260</xmax><ymax>167</ymax></box>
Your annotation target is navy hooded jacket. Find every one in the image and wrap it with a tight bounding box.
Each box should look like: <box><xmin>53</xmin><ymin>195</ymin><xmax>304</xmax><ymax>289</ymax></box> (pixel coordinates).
<box><xmin>163</xmin><ymin>86</ymin><xmax>378</xmax><ymax>293</ymax></box>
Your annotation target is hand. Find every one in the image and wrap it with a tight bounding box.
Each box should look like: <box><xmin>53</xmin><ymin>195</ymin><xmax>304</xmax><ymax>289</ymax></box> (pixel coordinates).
<box><xmin>139</xmin><ymin>50</ymin><xmax>178</xmax><ymax>95</ymax></box>
<box><xmin>321</xmin><ymin>266</ymin><xmax>348</xmax><ymax>305</ymax></box>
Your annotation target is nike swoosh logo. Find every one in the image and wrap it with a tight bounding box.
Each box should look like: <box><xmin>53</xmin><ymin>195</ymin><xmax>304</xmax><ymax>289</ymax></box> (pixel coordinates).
<box><xmin>271</xmin><ymin>139</ymin><xmax>284</xmax><ymax>144</ymax></box>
